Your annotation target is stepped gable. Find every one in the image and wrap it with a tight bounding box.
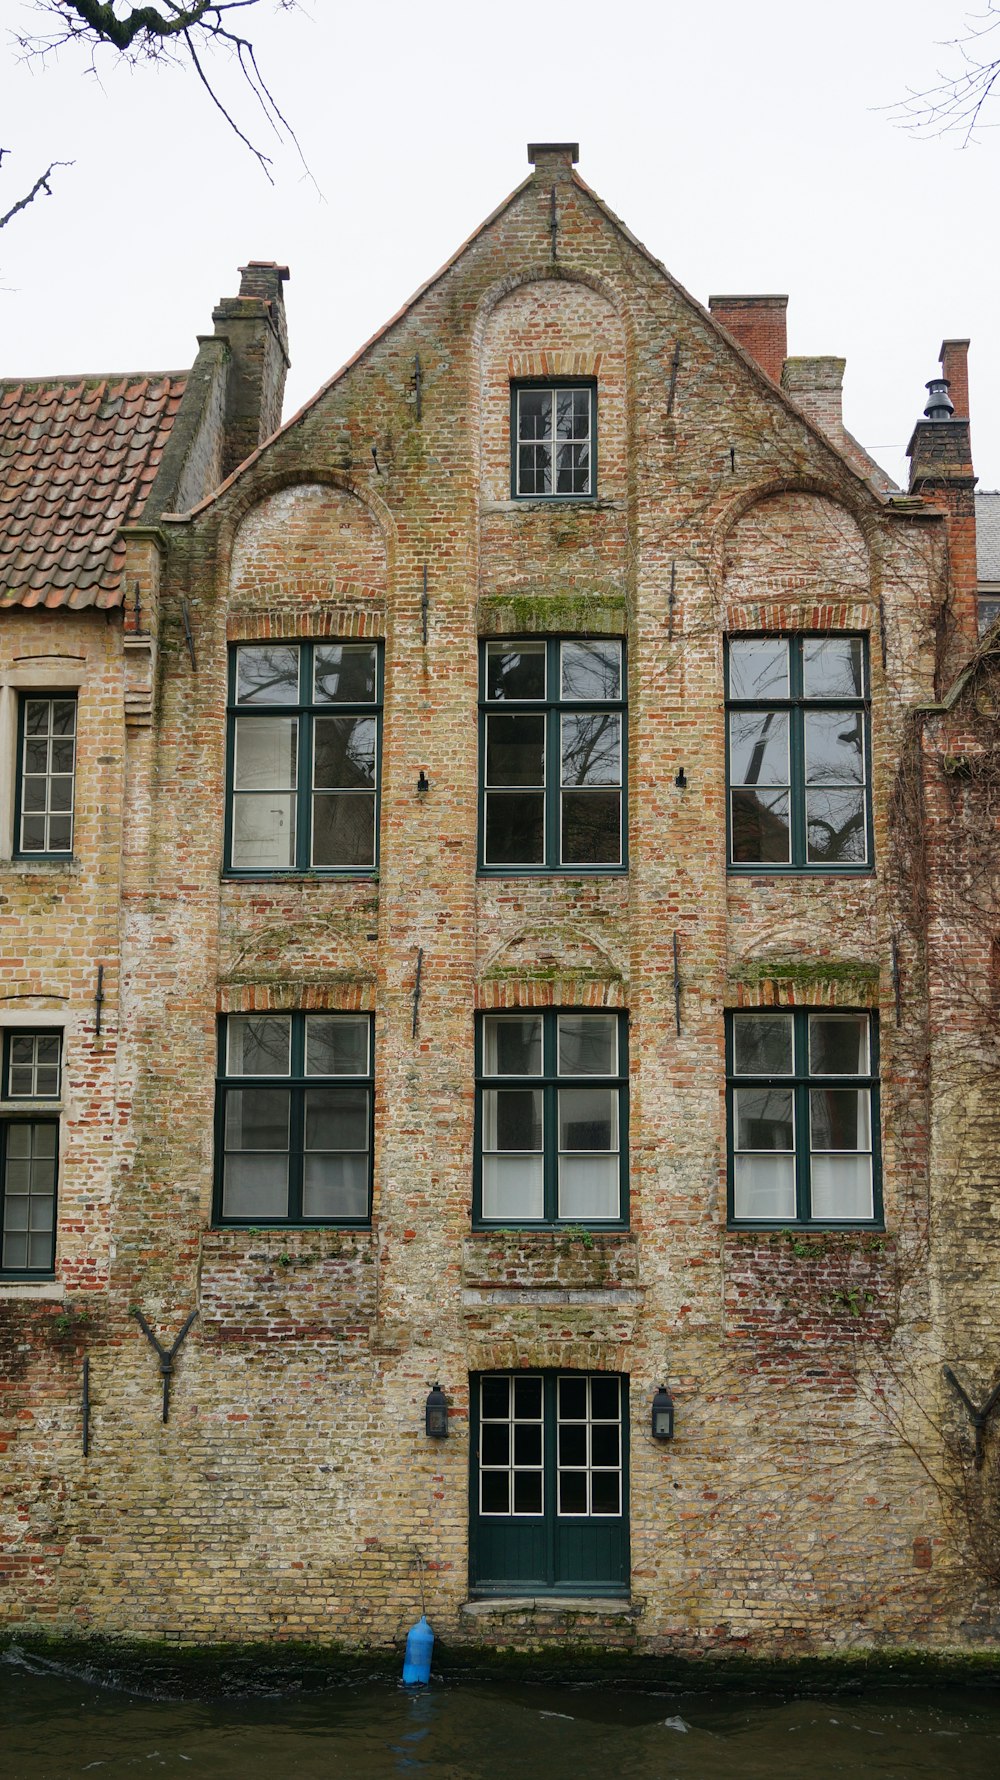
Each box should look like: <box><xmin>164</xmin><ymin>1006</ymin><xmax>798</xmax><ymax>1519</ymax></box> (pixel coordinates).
<box><xmin>0</xmin><ymin>371</ymin><xmax>186</xmax><ymax>609</ymax></box>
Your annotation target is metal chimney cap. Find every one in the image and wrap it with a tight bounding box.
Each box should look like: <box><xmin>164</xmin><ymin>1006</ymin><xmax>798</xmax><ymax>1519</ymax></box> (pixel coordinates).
<box><xmin>924</xmin><ymin>377</ymin><xmax>955</xmax><ymax>421</ymax></box>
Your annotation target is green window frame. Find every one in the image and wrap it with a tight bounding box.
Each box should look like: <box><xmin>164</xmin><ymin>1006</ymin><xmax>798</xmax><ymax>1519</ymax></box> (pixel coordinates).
<box><xmin>214</xmin><ymin>1011</ymin><xmax>374</xmax><ymax>1227</ymax></box>
<box><xmin>14</xmin><ymin>693</ymin><xmax>77</xmax><ymax>858</ymax></box>
<box><xmin>726</xmin><ymin>1009</ymin><xmax>882</xmax><ymax>1227</ymax></box>
<box><xmin>474</xmin><ymin>1009</ymin><xmax>628</xmax><ymax>1228</ymax></box>
<box><xmin>225</xmin><ymin>640</ymin><xmax>381</xmax><ymax>876</ymax></box>
<box><xmin>469</xmin><ymin>1372</ymin><xmax>630</xmax><ymax>1597</ymax></box>
<box><xmin>511</xmin><ymin>380</ymin><xmax>597</xmax><ymax>500</ymax></box>
<box><xmin>725</xmin><ymin>634</ymin><xmax>871</xmax><ymax>872</ymax></box>
<box><xmin>479</xmin><ymin>638</ymin><xmax>626</xmax><ymax>873</ymax></box>
<box><xmin>1</xmin><ymin>1030</ymin><xmax>62</xmax><ymax>1277</ymax></box>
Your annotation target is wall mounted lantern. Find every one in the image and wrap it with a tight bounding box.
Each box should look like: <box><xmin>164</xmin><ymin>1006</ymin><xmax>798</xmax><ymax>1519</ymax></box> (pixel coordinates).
<box><xmin>651</xmin><ymin>1383</ymin><xmax>675</xmax><ymax>1441</ymax></box>
<box><xmin>425</xmin><ymin>1382</ymin><xmax>449</xmax><ymax>1438</ymax></box>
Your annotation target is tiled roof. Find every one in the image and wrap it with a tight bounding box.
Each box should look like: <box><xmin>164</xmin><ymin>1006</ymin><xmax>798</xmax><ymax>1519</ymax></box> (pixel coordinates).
<box><xmin>976</xmin><ymin>490</ymin><xmax>1000</xmax><ymax>582</ymax></box>
<box><xmin>0</xmin><ymin>373</ymin><xmax>187</xmax><ymax>609</ymax></box>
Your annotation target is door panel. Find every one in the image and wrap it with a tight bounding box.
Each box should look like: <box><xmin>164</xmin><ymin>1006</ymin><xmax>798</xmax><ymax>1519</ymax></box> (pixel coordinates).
<box><xmin>470</xmin><ymin>1372</ymin><xmax>629</xmax><ymax>1596</ymax></box>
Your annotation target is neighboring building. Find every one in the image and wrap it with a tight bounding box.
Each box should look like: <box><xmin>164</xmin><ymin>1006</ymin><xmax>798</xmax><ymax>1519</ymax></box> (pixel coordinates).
<box><xmin>1</xmin><ymin>146</ymin><xmax>998</xmax><ymax>1657</ymax></box>
<box><xmin>976</xmin><ymin>490</ymin><xmax>1000</xmax><ymax>634</ymax></box>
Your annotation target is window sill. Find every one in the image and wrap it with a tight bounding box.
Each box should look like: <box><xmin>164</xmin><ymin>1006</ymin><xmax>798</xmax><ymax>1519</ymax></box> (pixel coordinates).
<box><xmin>4</xmin><ymin>856</ymin><xmax>79</xmax><ymax>876</ymax></box>
<box><xmin>727</xmin><ymin>865</ymin><xmax>875</xmax><ymax>878</ymax></box>
<box><xmin>221</xmin><ymin>871</ymin><xmax>379</xmax><ymax>884</ymax></box>
<box><xmin>727</xmin><ymin>1222</ymin><xmax>885</xmax><ymax>1234</ymax></box>
<box><xmin>461</xmin><ymin>1594</ymin><xmax>635</xmax><ymax>1616</ymax></box>
<box><xmin>478</xmin><ymin>867</ymin><xmax>628</xmax><ymax>879</ymax></box>
<box><xmin>0</xmin><ymin>1278</ymin><xmax>63</xmax><ymax>1299</ymax></box>
<box><xmin>483</xmin><ymin>497</ymin><xmax>623</xmax><ymax>514</ymax></box>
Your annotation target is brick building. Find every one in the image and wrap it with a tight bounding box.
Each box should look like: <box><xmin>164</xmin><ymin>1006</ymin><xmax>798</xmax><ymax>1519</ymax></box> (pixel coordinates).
<box><xmin>2</xmin><ymin>144</ymin><xmax>998</xmax><ymax>1658</ymax></box>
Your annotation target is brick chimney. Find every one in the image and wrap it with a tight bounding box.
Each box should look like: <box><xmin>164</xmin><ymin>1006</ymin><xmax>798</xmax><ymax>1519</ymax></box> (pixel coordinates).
<box><xmin>781</xmin><ymin>356</ymin><xmax>846</xmax><ymax>446</ymax></box>
<box><xmin>709</xmin><ymin>295</ymin><xmax>788</xmax><ymax>383</ymax></box>
<box><xmin>908</xmin><ymin>342</ymin><xmax>978</xmax><ymax>682</ymax></box>
<box><xmin>213</xmin><ymin>261</ymin><xmax>291</xmax><ymax>481</ymax></box>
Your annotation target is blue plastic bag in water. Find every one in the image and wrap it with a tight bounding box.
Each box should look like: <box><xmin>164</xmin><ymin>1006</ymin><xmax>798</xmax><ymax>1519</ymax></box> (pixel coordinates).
<box><xmin>401</xmin><ymin>1614</ymin><xmax>434</xmax><ymax>1685</ymax></box>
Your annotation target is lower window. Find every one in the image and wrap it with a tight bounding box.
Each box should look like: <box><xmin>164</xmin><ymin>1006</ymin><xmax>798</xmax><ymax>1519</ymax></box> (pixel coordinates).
<box><xmin>1</xmin><ymin>1030</ymin><xmax>62</xmax><ymax>1276</ymax></box>
<box><xmin>214</xmin><ymin>1012</ymin><xmax>373</xmax><ymax>1225</ymax></box>
<box><xmin>470</xmin><ymin>1372</ymin><xmax>629</xmax><ymax>1596</ymax></box>
<box><xmin>474</xmin><ymin>1009</ymin><xmax>628</xmax><ymax>1226</ymax></box>
<box><xmin>727</xmin><ymin>1009</ymin><xmax>881</xmax><ymax>1225</ymax></box>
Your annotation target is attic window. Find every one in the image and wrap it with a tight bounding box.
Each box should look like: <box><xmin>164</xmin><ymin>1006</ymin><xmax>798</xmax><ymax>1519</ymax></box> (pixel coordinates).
<box><xmin>512</xmin><ymin>382</ymin><xmax>595</xmax><ymax>499</ymax></box>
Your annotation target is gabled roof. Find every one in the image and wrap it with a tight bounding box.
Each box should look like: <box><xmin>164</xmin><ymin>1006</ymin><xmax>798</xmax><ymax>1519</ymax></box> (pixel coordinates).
<box><xmin>177</xmin><ymin>157</ymin><xmax>891</xmax><ymax>524</ymax></box>
<box><xmin>976</xmin><ymin>490</ymin><xmax>1000</xmax><ymax>581</ymax></box>
<box><xmin>0</xmin><ymin>373</ymin><xmax>187</xmax><ymax>609</ymax></box>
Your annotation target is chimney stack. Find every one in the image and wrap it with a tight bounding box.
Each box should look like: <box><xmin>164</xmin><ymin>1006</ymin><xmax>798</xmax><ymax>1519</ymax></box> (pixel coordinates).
<box><xmin>708</xmin><ymin>295</ymin><xmax>788</xmax><ymax>383</ymax></box>
<box><xmin>908</xmin><ymin>341</ymin><xmax>978</xmax><ymax>682</ymax></box>
<box><xmin>213</xmin><ymin>262</ymin><xmax>291</xmax><ymax>481</ymax></box>
<box><xmin>780</xmin><ymin>357</ymin><xmax>846</xmax><ymax>446</ymax></box>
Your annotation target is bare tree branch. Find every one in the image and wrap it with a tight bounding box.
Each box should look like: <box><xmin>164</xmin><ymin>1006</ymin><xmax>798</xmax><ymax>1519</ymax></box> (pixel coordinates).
<box><xmin>891</xmin><ymin>4</ymin><xmax>1000</xmax><ymax>145</ymax></box>
<box><xmin>0</xmin><ymin>159</ymin><xmax>72</xmax><ymax>231</ymax></box>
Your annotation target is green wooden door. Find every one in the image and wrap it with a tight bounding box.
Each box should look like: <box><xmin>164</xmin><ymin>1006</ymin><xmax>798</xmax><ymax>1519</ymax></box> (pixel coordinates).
<box><xmin>470</xmin><ymin>1372</ymin><xmax>629</xmax><ymax>1596</ymax></box>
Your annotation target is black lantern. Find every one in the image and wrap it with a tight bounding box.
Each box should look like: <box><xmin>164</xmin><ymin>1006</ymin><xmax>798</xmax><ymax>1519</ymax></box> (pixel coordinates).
<box><xmin>651</xmin><ymin>1384</ymin><xmax>675</xmax><ymax>1441</ymax></box>
<box><xmin>425</xmin><ymin>1382</ymin><xmax>448</xmax><ymax>1438</ymax></box>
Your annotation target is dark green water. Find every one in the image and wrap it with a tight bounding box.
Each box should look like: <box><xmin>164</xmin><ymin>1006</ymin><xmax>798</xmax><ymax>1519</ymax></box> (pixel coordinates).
<box><xmin>3</xmin><ymin>1651</ymin><xmax>1000</xmax><ymax>1779</ymax></box>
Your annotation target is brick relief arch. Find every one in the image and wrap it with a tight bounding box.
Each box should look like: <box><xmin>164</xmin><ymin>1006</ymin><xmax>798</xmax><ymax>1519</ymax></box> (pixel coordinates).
<box><xmin>229</xmin><ymin>481</ymin><xmax>388</xmax><ymax>612</ymax></box>
<box><xmin>476</xmin><ymin>276</ymin><xmax>628</xmax><ymax>508</ymax></box>
<box><xmin>721</xmin><ymin>490</ymin><xmax>874</xmax><ymax>631</ymax></box>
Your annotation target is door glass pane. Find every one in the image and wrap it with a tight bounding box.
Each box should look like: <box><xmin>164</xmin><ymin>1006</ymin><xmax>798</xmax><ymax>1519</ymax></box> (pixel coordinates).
<box><xmin>513</xmin><ymin>1472</ymin><xmax>543</xmax><ymax>1513</ymax></box>
<box><xmin>481</xmin><ymin>1376</ymin><xmax>510</xmax><ymax>1419</ymax></box>
<box><xmin>306</xmin><ymin>1017</ymin><xmax>369</xmax><ymax>1076</ymax></box>
<box><xmin>809</xmin><ymin>1015</ymin><xmax>869</xmax><ymax>1075</ymax></box>
<box><xmin>591</xmin><ymin>1424</ymin><xmax>620</xmax><ymax>1467</ymax></box>
<box><xmin>591</xmin><ymin>1472</ymin><xmax>621</xmax><ymax>1515</ymax></box>
<box><xmin>561</xmin><ymin>641</ymin><xmax>621</xmax><ymax>701</ymax></box>
<box><xmin>481</xmin><ymin>1424</ymin><xmax>510</xmax><ymax>1466</ymax></box>
<box><xmin>513</xmin><ymin>1375</ymin><xmax>542</xmax><ymax>1418</ymax></box>
<box><xmin>732</xmin><ymin>1014</ymin><xmax>794</xmax><ymax>1075</ymax></box>
<box><xmin>558</xmin><ymin>1376</ymin><xmax>587</xmax><ymax>1420</ymax></box>
<box><xmin>803</xmin><ymin>637</ymin><xmax>865</xmax><ymax>698</ymax></box>
<box><xmin>481</xmin><ymin>1471</ymin><xmax>510</xmax><ymax>1514</ymax></box>
<box><xmin>513</xmin><ymin>1424</ymin><xmax>542</xmax><ymax>1466</ymax></box>
<box><xmin>728</xmin><ymin>638</ymin><xmax>789</xmax><ymax>700</ymax></box>
<box><xmin>806</xmin><ymin>789</ymin><xmax>866</xmax><ymax>863</ymax></box>
<box><xmin>483</xmin><ymin>1017</ymin><xmax>542</xmax><ymax>1076</ymax></box>
<box><xmin>558</xmin><ymin>1424</ymin><xmax>587</xmax><ymax>1466</ymax></box>
<box><xmin>590</xmin><ymin>1377</ymin><xmax>620</xmax><ymax>1421</ymax></box>
<box><xmin>733</xmin><ymin>1154</ymin><xmax>796</xmax><ymax>1220</ymax></box>
<box><xmin>558</xmin><ymin>1471</ymin><xmax>587</xmax><ymax>1516</ymax></box>
<box><xmin>312</xmin><ymin>792</ymin><xmax>376</xmax><ymax>867</ymax></box>
<box><xmin>810</xmin><ymin>1155</ymin><xmax>874</xmax><ymax>1220</ymax></box>
<box><xmin>313</xmin><ymin>644</ymin><xmax>377</xmax><ymax>704</ymax></box>
<box><xmin>486</xmin><ymin>643</ymin><xmax>546</xmax><ymax>701</ymax></box>
<box><xmin>558</xmin><ymin>1016</ymin><xmax>617</xmax><ymax>1076</ymax></box>
<box><xmin>236</xmin><ymin>645</ymin><xmax>299</xmax><ymax>704</ymax></box>
<box><xmin>731</xmin><ymin>789</ymin><xmax>791</xmax><ymax>863</ymax></box>
<box><xmin>227</xmin><ymin>1017</ymin><xmax>291</xmax><ymax>1077</ymax></box>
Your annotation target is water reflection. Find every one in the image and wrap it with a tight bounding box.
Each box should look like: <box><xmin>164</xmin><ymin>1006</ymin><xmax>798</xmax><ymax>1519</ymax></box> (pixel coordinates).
<box><xmin>2</xmin><ymin>1651</ymin><xmax>999</xmax><ymax>1780</ymax></box>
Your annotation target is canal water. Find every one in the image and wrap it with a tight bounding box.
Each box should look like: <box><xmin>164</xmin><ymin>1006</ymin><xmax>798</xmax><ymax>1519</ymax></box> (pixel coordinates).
<box><xmin>4</xmin><ymin>1648</ymin><xmax>1000</xmax><ymax>1778</ymax></box>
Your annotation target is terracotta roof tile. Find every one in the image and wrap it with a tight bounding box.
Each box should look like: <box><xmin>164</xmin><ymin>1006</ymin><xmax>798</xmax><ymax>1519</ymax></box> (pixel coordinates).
<box><xmin>0</xmin><ymin>371</ymin><xmax>187</xmax><ymax>609</ymax></box>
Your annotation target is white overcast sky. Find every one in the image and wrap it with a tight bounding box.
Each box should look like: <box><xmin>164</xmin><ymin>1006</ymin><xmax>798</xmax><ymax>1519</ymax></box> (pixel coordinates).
<box><xmin>4</xmin><ymin>0</ymin><xmax>999</xmax><ymax>490</ymax></box>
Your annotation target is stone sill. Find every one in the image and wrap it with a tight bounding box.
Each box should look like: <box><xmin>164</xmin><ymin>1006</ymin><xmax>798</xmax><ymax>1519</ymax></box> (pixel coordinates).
<box><xmin>0</xmin><ymin>1281</ymin><xmax>65</xmax><ymax>1301</ymax></box>
<box><xmin>462</xmin><ymin>1287</ymin><xmax>640</xmax><ymax>1308</ymax></box>
<box><xmin>461</xmin><ymin>1596</ymin><xmax>637</xmax><ymax>1619</ymax></box>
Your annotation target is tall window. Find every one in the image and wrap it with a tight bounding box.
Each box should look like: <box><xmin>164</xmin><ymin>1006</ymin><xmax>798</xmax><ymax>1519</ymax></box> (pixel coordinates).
<box><xmin>727</xmin><ymin>1010</ymin><xmax>881</xmax><ymax>1225</ymax></box>
<box><xmin>226</xmin><ymin>642</ymin><xmax>381</xmax><ymax>874</ymax></box>
<box><xmin>726</xmin><ymin>635</ymin><xmax>870</xmax><ymax>869</ymax></box>
<box><xmin>215</xmin><ymin>1012</ymin><xmax>373</xmax><ymax>1225</ymax></box>
<box><xmin>1</xmin><ymin>1031</ymin><xmax>62</xmax><ymax>1276</ymax></box>
<box><xmin>16</xmin><ymin>695</ymin><xmax>77</xmax><ymax>856</ymax></box>
<box><xmin>512</xmin><ymin>382</ymin><xmax>595</xmax><ymax>498</ymax></box>
<box><xmin>470</xmin><ymin>1373</ymin><xmax>629</xmax><ymax>1597</ymax></box>
<box><xmin>480</xmin><ymin>639</ymin><xmax>625</xmax><ymax>871</ymax></box>
<box><xmin>475</xmin><ymin>1010</ymin><xmax>628</xmax><ymax>1226</ymax></box>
